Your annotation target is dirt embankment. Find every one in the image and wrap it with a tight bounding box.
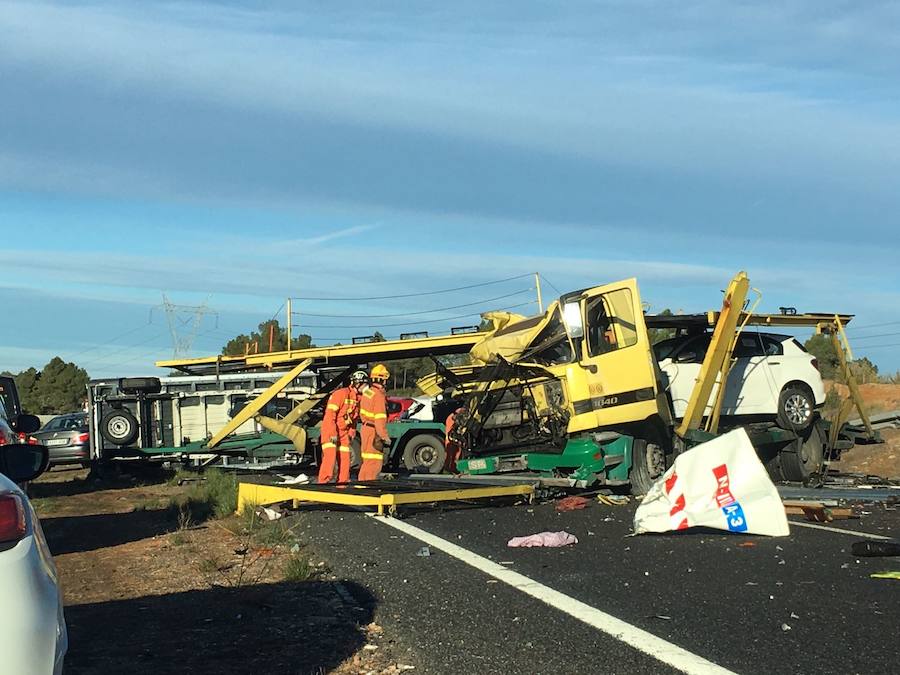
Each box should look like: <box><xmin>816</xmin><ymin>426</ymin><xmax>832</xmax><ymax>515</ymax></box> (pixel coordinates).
<box><xmin>825</xmin><ymin>381</ymin><xmax>900</xmax><ymax>478</ymax></box>
<box><xmin>32</xmin><ymin>469</ymin><xmax>414</xmax><ymax>675</ymax></box>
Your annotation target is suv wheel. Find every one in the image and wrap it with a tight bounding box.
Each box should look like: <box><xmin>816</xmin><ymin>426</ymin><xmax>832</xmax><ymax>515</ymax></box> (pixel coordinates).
<box><xmin>776</xmin><ymin>384</ymin><xmax>814</xmax><ymax>432</ymax></box>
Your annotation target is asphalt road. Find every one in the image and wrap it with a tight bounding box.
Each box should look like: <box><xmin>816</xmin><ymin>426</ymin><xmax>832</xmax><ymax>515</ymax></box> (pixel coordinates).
<box><xmin>293</xmin><ymin>497</ymin><xmax>899</xmax><ymax>675</ymax></box>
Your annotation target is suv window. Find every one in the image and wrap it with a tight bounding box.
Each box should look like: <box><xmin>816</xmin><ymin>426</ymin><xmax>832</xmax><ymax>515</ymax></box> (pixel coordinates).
<box><xmin>673</xmin><ymin>334</ymin><xmax>712</xmax><ymax>363</ymax></box>
<box><xmin>733</xmin><ymin>334</ymin><xmax>766</xmax><ymax>358</ymax></box>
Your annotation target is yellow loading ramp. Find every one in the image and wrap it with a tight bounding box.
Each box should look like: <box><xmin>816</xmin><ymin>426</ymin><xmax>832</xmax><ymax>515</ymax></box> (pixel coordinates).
<box><xmin>237</xmin><ymin>478</ymin><xmax>536</xmax><ymax>517</ymax></box>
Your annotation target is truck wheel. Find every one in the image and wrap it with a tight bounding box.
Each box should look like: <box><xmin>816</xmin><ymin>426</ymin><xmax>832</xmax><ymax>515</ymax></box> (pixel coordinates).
<box><xmin>779</xmin><ymin>422</ymin><xmax>825</xmax><ymax>482</ymax></box>
<box><xmin>99</xmin><ymin>409</ymin><xmax>139</xmax><ymax>446</ymax></box>
<box><xmin>401</xmin><ymin>434</ymin><xmax>446</xmax><ymax>474</ymax></box>
<box><xmin>776</xmin><ymin>384</ymin><xmax>814</xmax><ymax>432</ymax></box>
<box><xmin>629</xmin><ymin>438</ymin><xmax>667</xmax><ymax>496</ymax></box>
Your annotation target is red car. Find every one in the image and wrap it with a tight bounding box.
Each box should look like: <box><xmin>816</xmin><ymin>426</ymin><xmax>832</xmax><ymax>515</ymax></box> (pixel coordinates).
<box><xmin>386</xmin><ymin>397</ymin><xmax>416</xmax><ymax>423</ymax></box>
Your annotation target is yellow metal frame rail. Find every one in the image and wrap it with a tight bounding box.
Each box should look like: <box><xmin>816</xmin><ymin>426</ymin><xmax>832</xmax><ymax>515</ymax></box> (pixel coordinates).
<box><xmin>157</xmin><ymin>331</ymin><xmax>488</xmax><ymax>374</ymax></box>
<box><xmin>676</xmin><ymin>272</ymin><xmax>750</xmax><ymax>438</ymax></box>
<box><xmin>236</xmin><ymin>481</ymin><xmax>535</xmax><ymax>517</ymax></box>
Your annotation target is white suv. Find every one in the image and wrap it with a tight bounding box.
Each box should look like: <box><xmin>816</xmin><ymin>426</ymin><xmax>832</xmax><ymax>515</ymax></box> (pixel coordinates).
<box><xmin>655</xmin><ymin>331</ymin><xmax>826</xmax><ymax>431</ymax></box>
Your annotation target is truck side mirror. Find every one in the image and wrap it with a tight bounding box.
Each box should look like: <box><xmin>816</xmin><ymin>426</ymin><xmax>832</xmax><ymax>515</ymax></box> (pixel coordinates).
<box><xmin>12</xmin><ymin>414</ymin><xmax>41</xmax><ymax>435</ymax></box>
<box><xmin>0</xmin><ymin>443</ymin><xmax>50</xmax><ymax>483</ymax></box>
<box><xmin>562</xmin><ymin>301</ymin><xmax>584</xmax><ymax>339</ymax></box>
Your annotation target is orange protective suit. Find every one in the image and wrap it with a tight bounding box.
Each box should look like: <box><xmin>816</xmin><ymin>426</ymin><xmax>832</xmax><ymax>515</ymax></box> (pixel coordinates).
<box><xmin>443</xmin><ymin>407</ymin><xmax>466</xmax><ymax>473</ymax></box>
<box><xmin>358</xmin><ymin>383</ymin><xmax>389</xmax><ymax>481</ymax></box>
<box><xmin>317</xmin><ymin>386</ymin><xmax>359</xmax><ymax>484</ymax></box>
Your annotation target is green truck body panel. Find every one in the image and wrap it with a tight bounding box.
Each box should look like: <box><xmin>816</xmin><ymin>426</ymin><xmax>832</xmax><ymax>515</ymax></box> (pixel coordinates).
<box><xmin>455</xmin><ymin>435</ymin><xmax>634</xmax><ymax>485</ymax></box>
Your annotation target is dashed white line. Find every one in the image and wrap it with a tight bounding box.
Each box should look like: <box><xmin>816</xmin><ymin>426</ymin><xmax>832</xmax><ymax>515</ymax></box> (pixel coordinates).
<box><xmin>368</xmin><ymin>513</ymin><xmax>736</xmax><ymax>675</ymax></box>
<box><xmin>789</xmin><ymin>521</ymin><xmax>894</xmax><ymax>540</ymax></box>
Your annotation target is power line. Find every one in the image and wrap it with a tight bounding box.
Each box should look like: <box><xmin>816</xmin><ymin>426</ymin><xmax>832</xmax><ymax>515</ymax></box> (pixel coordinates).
<box><xmin>846</xmin><ymin>319</ymin><xmax>900</xmax><ymax>331</ymax></box>
<box><xmin>291</xmin><ymin>288</ymin><xmax>531</xmax><ymax>318</ymax></box>
<box><xmin>846</xmin><ymin>331</ymin><xmax>900</xmax><ymax>342</ymax></box>
<box><xmin>538</xmin><ymin>273</ymin><xmax>564</xmax><ymax>297</ymax></box>
<box><xmin>288</xmin><ymin>273</ymin><xmax>533</xmax><ymax>301</ymax></box>
<box><xmin>66</xmin><ymin>321</ymin><xmax>153</xmax><ymax>360</ymax></box>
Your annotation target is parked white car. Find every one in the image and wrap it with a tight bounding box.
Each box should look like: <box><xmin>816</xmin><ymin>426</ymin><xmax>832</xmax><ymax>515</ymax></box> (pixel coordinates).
<box><xmin>0</xmin><ymin>442</ymin><xmax>67</xmax><ymax>675</ymax></box>
<box><xmin>655</xmin><ymin>331</ymin><xmax>825</xmax><ymax>431</ymax></box>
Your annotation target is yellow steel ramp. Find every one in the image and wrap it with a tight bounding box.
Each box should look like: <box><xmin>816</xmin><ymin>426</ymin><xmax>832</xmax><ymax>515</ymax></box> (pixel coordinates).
<box><xmin>237</xmin><ymin>478</ymin><xmax>535</xmax><ymax>517</ymax></box>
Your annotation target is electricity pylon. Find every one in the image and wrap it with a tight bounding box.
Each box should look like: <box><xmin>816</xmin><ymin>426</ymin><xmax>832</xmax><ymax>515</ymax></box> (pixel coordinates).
<box><xmin>160</xmin><ymin>294</ymin><xmax>218</xmax><ymax>359</ymax></box>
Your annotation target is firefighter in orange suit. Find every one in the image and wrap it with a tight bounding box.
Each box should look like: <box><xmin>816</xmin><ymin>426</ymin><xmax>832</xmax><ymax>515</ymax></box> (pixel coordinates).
<box><xmin>317</xmin><ymin>370</ymin><xmax>367</xmax><ymax>484</ymax></box>
<box><xmin>443</xmin><ymin>406</ymin><xmax>466</xmax><ymax>473</ymax></box>
<box><xmin>358</xmin><ymin>363</ymin><xmax>391</xmax><ymax>481</ymax></box>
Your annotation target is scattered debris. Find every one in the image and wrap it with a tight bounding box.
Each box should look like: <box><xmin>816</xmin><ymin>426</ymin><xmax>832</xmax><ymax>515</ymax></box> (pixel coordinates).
<box><xmin>633</xmin><ymin>429</ymin><xmax>789</xmax><ymax>537</ymax></box>
<box><xmin>276</xmin><ymin>473</ymin><xmax>310</xmax><ymax>485</ymax></box>
<box><xmin>415</xmin><ymin>546</ymin><xmax>432</xmax><ymax>557</ymax></box>
<box><xmin>781</xmin><ymin>623</ymin><xmax>792</xmax><ymax>632</ymax></box>
<box><xmin>556</xmin><ymin>495</ymin><xmax>590</xmax><ymax>512</ymax></box>
<box><xmin>738</xmin><ymin>542</ymin><xmax>756</xmax><ymax>548</ymax></box>
<box><xmin>597</xmin><ymin>494</ymin><xmax>630</xmax><ymax>506</ymax></box>
<box><xmin>254</xmin><ymin>505</ymin><xmax>283</xmax><ymax>521</ymax></box>
<box><xmin>851</xmin><ymin>541</ymin><xmax>900</xmax><ymax>557</ymax></box>
<box><xmin>507</xmin><ymin>531</ymin><xmax>578</xmax><ymax>548</ymax></box>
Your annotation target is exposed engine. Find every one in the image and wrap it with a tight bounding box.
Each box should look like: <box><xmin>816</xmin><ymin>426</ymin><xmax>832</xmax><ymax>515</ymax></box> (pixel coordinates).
<box><xmin>448</xmin><ymin>359</ymin><xmax>569</xmax><ymax>455</ymax></box>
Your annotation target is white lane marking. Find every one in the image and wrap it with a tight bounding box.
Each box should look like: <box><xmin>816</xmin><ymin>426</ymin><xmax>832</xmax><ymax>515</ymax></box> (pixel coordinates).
<box><xmin>790</xmin><ymin>520</ymin><xmax>894</xmax><ymax>540</ymax></box>
<box><xmin>368</xmin><ymin>514</ymin><xmax>735</xmax><ymax>675</ymax></box>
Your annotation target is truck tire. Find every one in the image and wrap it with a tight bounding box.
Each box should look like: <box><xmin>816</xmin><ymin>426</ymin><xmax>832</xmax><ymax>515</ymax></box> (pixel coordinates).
<box><xmin>629</xmin><ymin>438</ymin><xmax>667</xmax><ymax>496</ymax></box>
<box><xmin>779</xmin><ymin>422</ymin><xmax>825</xmax><ymax>482</ymax></box>
<box><xmin>99</xmin><ymin>408</ymin><xmax>139</xmax><ymax>446</ymax></box>
<box><xmin>118</xmin><ymin>377</ymin><xmax>162</xmax><ymax>394</ymax></box>
<box><xmin>776</xmin><ymin>384</ymin><xmax>815</xmax><ymax>432</ymax></box>
<box><xmin>401</xmin><ymin>434</ymin><xmax>446</xmax><ymax>474</ymax></box>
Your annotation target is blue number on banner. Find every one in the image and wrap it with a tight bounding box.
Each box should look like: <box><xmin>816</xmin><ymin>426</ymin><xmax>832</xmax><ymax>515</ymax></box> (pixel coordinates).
<box><xmin>721</xmin><ymin>502</ymin><xmax>748</xmax><ymax>533</ymax></box>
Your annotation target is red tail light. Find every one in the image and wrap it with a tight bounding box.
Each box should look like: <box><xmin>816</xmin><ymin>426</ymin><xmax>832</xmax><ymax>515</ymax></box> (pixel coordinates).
<box><xmin>0</xmin><ymin>427</ymin><xmax>11</xmax><ymax>446</ymax></box>
<box><xmin>75</xmin><ymin>433</ymin><xmax>90</xmax><ymax>444</ymax></box>
<box><xmin>811</xmin><ymin>357</ymin><xmax>819</xmax><ymax>372</ymax></box>
<box><xmin>0</xmin><ymin>494</ymin><xmax>27</xmax><ymax>543</ymax></box>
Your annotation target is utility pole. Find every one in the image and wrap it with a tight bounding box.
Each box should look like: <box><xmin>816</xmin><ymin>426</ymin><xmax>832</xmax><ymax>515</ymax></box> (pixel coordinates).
<box><xmin>286</xmin><ymin>298</ymin><xmax>292</xmax><ymax>352</ymax></box>
<box><xmin>160</xmin><ymin>294</ymin><xmax>218</xmax><ymax>359</ymax></box>
<box><xmin>535</xmin><ymin>272</ymin><xmax>544</xmax><ymax>313</ymax></box>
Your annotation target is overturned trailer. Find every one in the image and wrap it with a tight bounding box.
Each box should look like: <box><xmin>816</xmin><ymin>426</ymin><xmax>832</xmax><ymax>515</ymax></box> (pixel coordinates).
<box><xmin>88</xmin><ymin>371</ymin><xmax>317</xmax><ymax>466</ymax></box>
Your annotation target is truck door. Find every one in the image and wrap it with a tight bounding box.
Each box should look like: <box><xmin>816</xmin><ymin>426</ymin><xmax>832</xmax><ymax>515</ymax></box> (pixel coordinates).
<box><xmin>564</xmin><ymin>279</ymin><xmax>659</xmax><ymax>432</ymax></box>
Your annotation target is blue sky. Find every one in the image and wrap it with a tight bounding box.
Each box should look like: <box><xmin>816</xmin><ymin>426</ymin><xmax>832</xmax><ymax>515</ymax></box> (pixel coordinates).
<box><xmin>1</xmin><ymin>1</ymin><xmax>899</xmax><ymax>377</ymax></box>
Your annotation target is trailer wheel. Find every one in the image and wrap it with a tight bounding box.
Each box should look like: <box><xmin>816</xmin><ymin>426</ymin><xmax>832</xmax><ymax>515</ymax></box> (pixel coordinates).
<box><xmin>779</xmin><ymin>422</ymin><xmax>825</xmax><ymax>482</ymax></box>
<box><xmin>776</xmin><ymin>384</ymin><xmax>815</xmax><ymax>432</ymax></box>
<box><xmin>401</xmin><ymin>434</ymin><xmax>446</xmax><ymax>474</ymax></box>
<box><xmin>99</xmin><ymin>409</ymin><xmax>139</xmax><ymax>446</ymax></box>
<box><xmin>630</xmin><ymin>438</ymin><xmax>667</xmax><ymax>496</ymax></box>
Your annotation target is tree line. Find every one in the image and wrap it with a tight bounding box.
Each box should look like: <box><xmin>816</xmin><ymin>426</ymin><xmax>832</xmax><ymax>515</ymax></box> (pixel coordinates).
<box><xmin>3</xmin><ymin>357</ymin><xmax>90</xmax><ymax>415</ymax></box>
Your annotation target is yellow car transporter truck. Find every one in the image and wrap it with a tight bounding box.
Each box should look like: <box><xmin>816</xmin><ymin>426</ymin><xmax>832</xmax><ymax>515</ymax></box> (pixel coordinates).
<box><xmin>150</xmin><ymin>272</ymin><xmax>868</xmax><ymax>492</ymax></box>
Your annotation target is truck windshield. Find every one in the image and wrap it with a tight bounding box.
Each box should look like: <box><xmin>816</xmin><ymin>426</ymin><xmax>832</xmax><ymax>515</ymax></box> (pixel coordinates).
<box><xmin>522</xmin><ymin>308</ymin><xmax>575</xmax><ymax>366</ymax></box>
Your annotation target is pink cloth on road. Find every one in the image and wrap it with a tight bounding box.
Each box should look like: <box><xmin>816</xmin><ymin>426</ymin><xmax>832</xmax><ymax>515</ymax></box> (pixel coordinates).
<box><xmin>507</xmin><ymin>531</ymin><xmax>578</xmax><ymax>548</ymax></box>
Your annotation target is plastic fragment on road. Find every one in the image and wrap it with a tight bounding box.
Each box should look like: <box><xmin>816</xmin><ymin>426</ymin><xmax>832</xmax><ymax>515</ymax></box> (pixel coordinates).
<box><xmin>415</xmin><ymin>546</ymin><xmax>432</xmax><ymax>557</ymax></box>
<box><xmin>633</xmin><ymin>428</ymin><xmax>790</xmax><ymax>537</ymax></box>
<box><xmin>555</xmin><ymin>496</ymin><xmax>590</xmax><ymax>511</ymax></box>
<box><xmin>869</xmin><ymin>571</ymin><xmax>900</xmax><ymax>580</ymax></box>
<box><xmin>276</xmin><ymin>473</ymin><xmax>310</xmax><ymax>485</ymax></box>
<box><xmin>851</xmin><ymin>540</ymin><xmax>900</xmax><ymax>557</ymax></box>
<box><xmin>254</xmin><ymin>505</ymin><xmax>283</xmax><ymax>521</ymax></box>
<box><xmin>507</xmin><ymin>531</ymin><xmax>578</xmax><ymax>548</ymax></box>
<box><xmin>597</xmin><ymin>494</ymin><xmax>631</xmax><ymax>506</ymax></box>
